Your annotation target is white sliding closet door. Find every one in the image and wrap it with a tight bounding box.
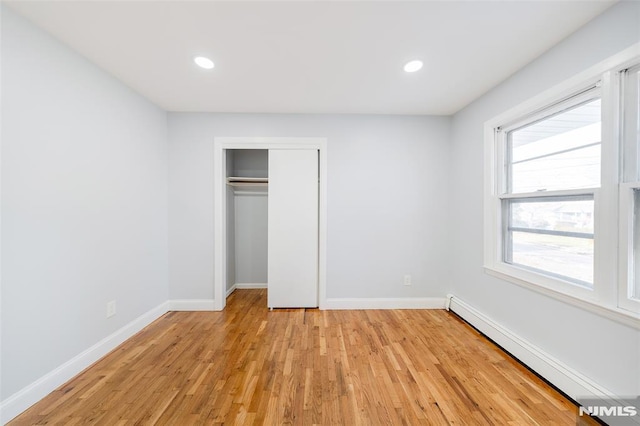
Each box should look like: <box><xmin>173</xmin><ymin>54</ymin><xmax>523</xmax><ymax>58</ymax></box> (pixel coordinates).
<box><xmin>268</xmin><ymin>149</ymin><xmax>319</xmax><ymax>308</ymax></box>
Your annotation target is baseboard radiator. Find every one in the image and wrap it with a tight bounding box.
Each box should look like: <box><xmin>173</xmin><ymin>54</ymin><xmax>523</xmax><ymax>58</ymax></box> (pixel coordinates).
<box><xmin>445</xmin><ymin>294</ymin><xmax>638</xmax><ymax>425</ymax></box>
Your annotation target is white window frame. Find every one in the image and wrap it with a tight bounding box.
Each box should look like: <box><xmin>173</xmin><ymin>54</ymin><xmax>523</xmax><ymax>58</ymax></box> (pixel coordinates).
<box><xmin>484</xmin><ymin>43</ymin><xmax>640</xmax><ymax>328</ymax></box>
<box><xmin>618</xmin><ymin>63</ymin><xmax>640</xmax><ymax>314</ymax></box>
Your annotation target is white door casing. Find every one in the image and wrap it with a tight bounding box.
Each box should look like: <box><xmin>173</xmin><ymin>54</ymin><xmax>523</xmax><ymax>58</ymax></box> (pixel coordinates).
<box><xmin>213</xmin><ymin>137</ymin><xmax>327</xmax><ymax>311</ymax></box>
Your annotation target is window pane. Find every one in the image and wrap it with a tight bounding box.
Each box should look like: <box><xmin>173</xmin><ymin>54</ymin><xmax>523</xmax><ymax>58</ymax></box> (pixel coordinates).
<box><xmin>505</xmin><ymin>197</ymin><xmax>594</xmax><ymax>286</ymax></box>
<box><xmin>511</xmin><ymin>144</ymin><xmax>600</xmax><ymax>193</ymax></box>
<box><xmin>509</xmin><ymin>232</ymin><xmax>594</xmax><ymax>286</ymax></box>
<box><xmin>509</xmin><ymin>198</ymin><xmax>594</xmax><ymax>234</ymax></box>
<box><xmin>508</xmin><ymin>99</ymin><xmax>601</xmax><ymax>193</ymax></box>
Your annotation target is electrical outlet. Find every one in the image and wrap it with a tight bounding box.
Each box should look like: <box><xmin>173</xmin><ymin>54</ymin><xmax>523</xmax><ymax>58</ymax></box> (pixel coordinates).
<box><xmin>404</xmin><ymin>275</ymin><xmax>412</xmax><ymax>286</ymax></box>
<box><xmin>106</xmin><ymin>300</ymin><xmax>116</xmax><ymax>318</ymax></box>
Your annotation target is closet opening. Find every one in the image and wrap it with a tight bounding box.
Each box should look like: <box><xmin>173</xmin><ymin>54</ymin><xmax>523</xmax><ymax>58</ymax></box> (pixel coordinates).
<box><xmin>225</xmin><ymin>149</ymin><xmax>269</xmax><ymax>299</ymax></box>
<box><xmin>213</xmin><ymin>137</ymin><xmax>328</xmax><ymax>312</ymax></box>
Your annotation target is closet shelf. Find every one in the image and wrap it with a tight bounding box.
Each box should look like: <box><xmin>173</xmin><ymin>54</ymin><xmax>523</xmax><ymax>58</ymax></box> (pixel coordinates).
<box><xmin>227</xmin><ymin>182</ymin><xmax>268</xmax><ymax>188</ymax></box>
<box><xmin>227</xmin><ymin>176</ymin><xmax>269</xmax><ymax>186</ymax></box>
<box><xmin>227</xmin><ymin>177</ymin><xmax>268</xmax><ymax>183</ymax></box>
<box><xmin>227</xmin><ymin>177</ymin><xmax>268</xmax><ymax>192</ymax></box>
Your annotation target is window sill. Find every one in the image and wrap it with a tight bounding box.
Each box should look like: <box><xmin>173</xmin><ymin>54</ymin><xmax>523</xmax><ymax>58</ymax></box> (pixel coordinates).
<box><xmin>484</xmin><ymin>264</ymin><xmax>640</xmax><ymax>330</ymax></box>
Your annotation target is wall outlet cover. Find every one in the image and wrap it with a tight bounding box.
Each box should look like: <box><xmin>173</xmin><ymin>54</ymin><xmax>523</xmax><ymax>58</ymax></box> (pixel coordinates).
<box><xmin>106</xmin><ymin>301</ymin><xmax>116</xmax><ymax>318</ymax></box>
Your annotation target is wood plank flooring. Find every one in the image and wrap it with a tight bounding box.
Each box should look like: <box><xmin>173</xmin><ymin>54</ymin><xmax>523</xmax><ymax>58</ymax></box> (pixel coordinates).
<box><xmin>10</xmin><ymin>289</ymin><xmax>595</xmax><ymax>425</ymax></box>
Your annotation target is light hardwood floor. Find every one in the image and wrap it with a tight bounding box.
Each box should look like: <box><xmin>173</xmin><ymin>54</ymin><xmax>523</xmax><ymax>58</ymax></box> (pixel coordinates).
<box><xmin>10</xmin><ymin>289</ymin><xmax>596</xmax><ymax>425</ymax></box>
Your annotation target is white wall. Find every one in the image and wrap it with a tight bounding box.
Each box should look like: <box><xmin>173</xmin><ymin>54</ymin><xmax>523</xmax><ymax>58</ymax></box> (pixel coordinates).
<box><xmin>1</xmin><ymin>6</ymin><xmax>169</xmax><ymax>403</ymax></box>
<box><xmin>168</xmin><ymin>114</ymin><xmax>451</xmax><ymax>301</ymax></box>
<box><xmin>234</xmin><ymin>193</ymin><xmax>268</xmax><ymax>284</ymax></box>
<box><xmin>449</xmin><ymin>1</ymin><xmax>640</xmax><ymax>397</ymax></box>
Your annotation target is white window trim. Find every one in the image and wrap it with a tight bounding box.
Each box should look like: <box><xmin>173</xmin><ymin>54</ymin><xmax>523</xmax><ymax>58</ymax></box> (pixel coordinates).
<box><xmin>618</xmin><ymin>63</ymin><xmax>640</xmax><ymax>315</ymax></box>
<box><xmin>484</xmin><ymin>42</ymin><xmax>640</xmax><ymax>329</ymax></box>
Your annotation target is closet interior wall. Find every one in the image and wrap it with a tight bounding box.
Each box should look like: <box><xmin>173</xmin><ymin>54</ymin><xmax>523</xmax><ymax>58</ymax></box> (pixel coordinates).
<box><xmin>226</xmin><ymin>149</ymin><xmax>269</xmax><ymax>296</ymax></box>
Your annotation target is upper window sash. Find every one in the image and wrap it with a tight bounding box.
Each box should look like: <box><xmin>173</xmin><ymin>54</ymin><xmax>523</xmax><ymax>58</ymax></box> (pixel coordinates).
<box><xmin>496</xmin><ymin>86</ymin><xmax>602</xmax><ymax>197</ymax></box>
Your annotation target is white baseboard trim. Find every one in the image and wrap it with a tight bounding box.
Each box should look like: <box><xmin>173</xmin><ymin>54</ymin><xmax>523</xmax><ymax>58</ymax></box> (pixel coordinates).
<box><xmin>446</xmin><ymin>294</ymin><xmax>622</xmax><ymax>406</ymax></box>
<box><xmin>235</xmin><ymin>283</ymin><xmax>268</xmax><ymax>289</ymax></box>
<box><xmin>0</xmin><ymin>301</ymin><xmax>169</xmax><ymax>425</ymax></box>
<box><xmin>168</xmin><ymin>299</ymin><xmax>216</xmax><ymax>311</ymax></box>
<box><xmin>323</xmin><ymin>297</ymin><xmax>446</xmax><ymax>310</ymax></box>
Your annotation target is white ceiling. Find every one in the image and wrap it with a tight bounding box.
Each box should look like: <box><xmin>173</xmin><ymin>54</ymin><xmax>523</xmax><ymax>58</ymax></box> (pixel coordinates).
<box><xmin>6</xmin><ymin>1</ymin><xmax>615</xmax><ymax>115</ymax></box>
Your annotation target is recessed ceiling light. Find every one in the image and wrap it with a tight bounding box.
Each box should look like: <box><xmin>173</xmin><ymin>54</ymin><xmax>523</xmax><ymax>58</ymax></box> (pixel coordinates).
<box><xmin>194</xmin><ymin>56</ymin><xmax>215</xmax><ymax>70</ymax></box>
<box><xmin>404</xmin><ymin>60</ymin><xmax>423</xmax><ymax>73</ymax></box>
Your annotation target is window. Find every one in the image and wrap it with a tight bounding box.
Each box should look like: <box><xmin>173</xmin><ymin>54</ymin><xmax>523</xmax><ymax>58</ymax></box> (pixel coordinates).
<box><xmin>485</xmin><ymin>45</ymin><xmax>640</xmax><ymax>325</ymax></box>
<box><xmin>493</xmin><ymin>90</ymin><xmax>602</xmax><ymax>293</ymax></box>
<box><xmin>502</xmin><ymin>96</ymin><xmax>601</xmax><ymax>287</ymax></box>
